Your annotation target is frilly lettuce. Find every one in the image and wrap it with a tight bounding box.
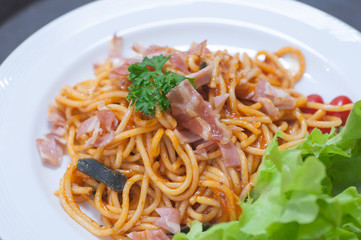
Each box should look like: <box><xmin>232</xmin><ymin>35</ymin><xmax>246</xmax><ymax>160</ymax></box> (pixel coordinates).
<box><xmin>174</xmin><ymin>101</ymin><xmax>361</xmax><ymax>240</ymax></box>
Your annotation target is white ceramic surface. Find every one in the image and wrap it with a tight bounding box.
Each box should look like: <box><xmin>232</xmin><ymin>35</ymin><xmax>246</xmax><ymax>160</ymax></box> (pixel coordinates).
<box><xmin>1</xmin><ymin>0</ymin><xmax>361</xmax><ymax>239</ymax></box>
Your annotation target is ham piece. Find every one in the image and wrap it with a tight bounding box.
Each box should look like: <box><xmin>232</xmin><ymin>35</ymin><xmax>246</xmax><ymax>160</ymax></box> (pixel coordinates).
<box><xmin>127</xmin><ymin>229</ymin><xmax>169</xmax><ymax>240</ymax></box>
<box><xmin>76</xmin><ymin>116</ymin><xmax>101</xmax><ymax>139</ymax></box>
<box><xmin>131</xmin><ymin>42</ymin><xmax>145</xmax><ymax>55</ymax></box>
<box><xmin>194</xmin><ymin>148</ymin><xmax>208</xmax><ymax>158</ymax></box>
<box><xmin>96</xmin><ymin>110</ymin><xmax>118</xmax><ymax>132</ymax></box>
<box><xmin>174</xmin><ymin>129</ymin><xmax>202</xmax><ymax>144</ymax></box>
<box><xmin>109</xmin><ymin>57</ymin><xmax>142</xmax><ymax>90</ymax></box>
<box><xmin>184</xmin><ymin>40</ymin><xmax>208</xmax><ymax>56</ymax></box>
<box><xmin>108</xmin><ymin>35</ymin><xmax>123</xmax><ymax>59</ymax></box>
<box><xmin>76</xmin><ymin>111</ymin><xmax>118</xmax><ymax>147</ymax></box>
<box><xmin>196</xmin><ymin>140</ymin><xmax>217</xmax><ymax>151</ymax></box>
<box><xmin>235</xmin><ymin>81</ymin><xmax>255</xmax><ymax>100</ymax></box>
<box><xmin>168</xmin><ymin>80</ymin><xmax>240</xmax><ymax>167</ymax></box>
<box><xmin>213</xmin><ymin>93</ymin><xmax>229</xmax><ymax>109</ymax></box>
<box><xmin>236</xmin><ymin>79</ymin><xmax>296</xmax><ymax>119</ymax></box>
<box><xmin>168</xmin><ymin>80</ymin><xmax>231</xmax><ymax>144</ymax></box>
<box><xmin>109</xmin><ymin>64</ymin><xmax>129</xmax><ymax>77</ymax></box>
<box><xmin>257</xmin><ymin>97</ymin><xmax>279</xmax><ymax>119</ymax></box>
<box><xmin>133</xmin><ymin>43</ymin><xmax>190</xmax><ymax>74</ymax></box>
<box><xmin>193</xmin><ymin>137</ymin><xmax>240</xmax><ymax>167</ymax></box>
<box><xmin>133</xmin><ymin>40</ymin><xmax>209</xmax><ymax>57</ymax></box>
<box><xmin>48</xmin><ymin>104</ymin><xmax>65</xmax><ymax>126</ymax></box>
<box><xmin>170</xmin><ymin>52</ymin><xmax>189</xmax><ymax>74</ymax></box>
<box><xmin>46</xmin><ymin>125</ymin><xmax>66</xmax><ymax>145</ymax></box>
<box><xmin>131</xmin><ymin>42</ymin><xmax>213</xmax><ymax>76</ymax></box>
<box><xmin>109</xmin><ymin>57</ymin><xmax>142</xmax><ymax>81</ymax></box>
<box><xmin>37</xmin><ymin>105</ymin><xmax>66</xmax><ymax>166</ymax></box>
<box><xmin>186</xmin><ymin>64</ymin><xmax>214</xmax><ymax>88</ymax></box>
<box><xmin>36</xmin><ymin>138</ymin><xmax>63</xmax><ymax>166</ymax></box>
<box><xmin>253</xmin><ymin>79</ymin><xmax>296</xmax><ymax>118</ymax></box>
<box><xmin>93</xmin><ymin>131</ymin><xmax>115</xmax><ymax>147</ymax></box>
<box><xmin>154</xmin><ymin>208</ymin><xmax>181</xmax><ymax>234</ymax></box>
<box><xmin>132</xmin><ymin>44</ymin><xmax>169</xmax><ymax>56</ymax></box>
<box><xmin>253</xmin><ymin>79</ymin><xmax>296</xmax><ymax>110</ymax></box>
<box><xmin>218</xmin><ymin>142</ymin><xmax>241</xmax><ymax>167</ymax></box>
<box><xmin>142</xmin><ymin>45</ymin><xmax>167</xmax><ymax>56</ymax></box>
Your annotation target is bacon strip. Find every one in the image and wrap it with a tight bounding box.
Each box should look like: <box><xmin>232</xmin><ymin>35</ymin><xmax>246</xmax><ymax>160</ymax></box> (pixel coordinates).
<box><xmin>132</xmin><ymin>43</ymin><xmax>170</xmax><ymax>57</ymax></box>
<box><xmin>213</xmin><ymin>93</ymin><xmax>229</xmax><ymax>109</ymax></box>
<box><xmin>154</xmin><ymin>207</ymin><xmax>181</xmax><ymax>234</ymax></box>
<box><xmin>236</xmin><ymin>79</ymin><xmax>296</xmax><ymax>119</ymax></box>
<box><xmin>76</xmin><ymin>116</ymin><xmax>101</xmax><ymax>139</ymax></box>
<box><xmin>127</xmin><ymin>229</ymin><xmax>169</xmax><ymax>240</ymax></box>
<box><xmin>46</xmin><ymin>125</ymin><xmax>66</xmax><ymax>145</ymax></box>
<box><xmin>168</xmin><ymin>80</ymin><xmax>231</xmax><ymax>144</ymax></box>
<box><xmin>174</xmin><ymin>129</ymin><xmax>202</xmax><ymax>144</ymax></box>
<box><xmin>48</xmin><ymin>104</ymin><xmax>65</xmax><ymax>126</ymax></box>
<box><xmin>93</xmin><ymin>131</ymin><xmax>115</xmax><ymax>147</ymax></box>
<box><xmin>184</xmin><ymin>40</ymin><xmax>207</xmax><ymax>56</ymax></box>
<box><xmin>36</xmin><ymin>138</ymin><xmax>63</xmax><ymax>166</ymax></box>
<box><xmin>194</xmin><ymin>148</ymin><xmax>208</xmax><ymax>158</ymax></box>
<box><xmin>96</xmin><ymin>110</ymin><xmax>118</xmax><ymax>132</ymax></box>
<box><xmin>253</xmin><ymin>79</ymin><xmax>296</xmax><ymax>110</ymax></box>
<box><xmin>196</xmin><ymin>140</ymin><xmax>217</xmax><ymax>150</ymax></box>
<box><xmin>108</xmin><ymin>35</ymin><xmax>123</xmax><ymax>58</ymax></box>
<box><xmin>186</xmin><ymin>64</ymin><xmax>214</xmax><ymax>88</ymax></box>
<box><xmin>109</xmin><ymin>57</ymin><xmax>142</xmax><ymax>78</ymax></box>
<box><xmin>235</xmin><ymin>81</ymin><xmax>255</xmax><ymax>100</ymax></box>
<box><xmin>75</xmin><ymin>110</ymin><xmax>118</xmax><ymax>147</ymax></box>
<box><xmin>218</xmin><ymin>142</ymin><xmax>241</xmax><ymax>167</ymax></box>
<box><xmin>257</xmin><ymin>97</ymin><xmax>279</xmax><ymax>119</ymax></box>
<box><xmin>170</xmin><ymin>52</ymin><xmax>189</xmax><ymax>74</ymax></box>
<box><xmin>168</xmin><ymin>80</ymin><xmax>240</xmax><ymax>167</ymax></box>
<box><xmin>109</xmin><ymin>64</ymin><xmax>129</xmax><ymax>77</ymax></box>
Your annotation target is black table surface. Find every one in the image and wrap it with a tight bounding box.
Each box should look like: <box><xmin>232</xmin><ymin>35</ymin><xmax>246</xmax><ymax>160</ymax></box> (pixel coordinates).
<box><xmin>0</xmin><ymin>0</ymin><xmax>361</xmax><ymax>65</ymax></box>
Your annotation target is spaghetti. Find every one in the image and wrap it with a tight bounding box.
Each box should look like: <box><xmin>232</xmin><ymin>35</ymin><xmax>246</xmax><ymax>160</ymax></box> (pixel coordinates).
<box><xmin>39</xmin><ymin>40</ymin><xmax>353</xmax><ymax>239</ymax></box>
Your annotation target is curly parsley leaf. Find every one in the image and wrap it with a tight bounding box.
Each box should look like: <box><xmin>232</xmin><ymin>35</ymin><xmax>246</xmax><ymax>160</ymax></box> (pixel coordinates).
<box><xmin>127</xmin><ymin>54</ymin><xmax>196</xmax><ymax>116</ymax></box>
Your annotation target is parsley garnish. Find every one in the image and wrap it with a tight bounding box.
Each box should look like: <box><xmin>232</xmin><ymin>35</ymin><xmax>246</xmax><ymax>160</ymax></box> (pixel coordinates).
<box><xmin>126</xmin><ymin>55</ymin><xmax>196</xmax><ymax>117</ymax></box>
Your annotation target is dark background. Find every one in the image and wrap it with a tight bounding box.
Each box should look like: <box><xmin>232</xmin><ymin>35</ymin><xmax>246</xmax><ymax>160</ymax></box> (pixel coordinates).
<box><xmin>0</xmin><ymin>0</ymin><xmax>361</xmax><ymax>64</ymax></box>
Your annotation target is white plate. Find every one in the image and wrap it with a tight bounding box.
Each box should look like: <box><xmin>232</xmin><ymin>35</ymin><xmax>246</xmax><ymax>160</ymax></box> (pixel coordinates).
<box><xmin>1</xmin><ymin>0</ymin><xmax>361</xmax><ymax>239</ymax></box>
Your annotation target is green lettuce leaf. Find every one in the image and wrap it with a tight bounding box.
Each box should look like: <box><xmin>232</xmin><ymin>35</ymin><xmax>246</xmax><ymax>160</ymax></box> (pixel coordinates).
<box><xmin>174</xmin><ymin>101</ymin><xmax>361</xmax><ymax>240</ymax></box>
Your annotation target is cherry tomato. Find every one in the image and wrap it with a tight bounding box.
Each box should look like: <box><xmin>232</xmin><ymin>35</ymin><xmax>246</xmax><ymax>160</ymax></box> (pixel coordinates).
<box><xmin>301</xmin><ymin>94</ymin><xmax>324</xmax><ymax>114</ymax></box>
<box><xmin>327</xmin><ymin>95</ymin><xmax>353</xmax><ymax>126</ymax></box>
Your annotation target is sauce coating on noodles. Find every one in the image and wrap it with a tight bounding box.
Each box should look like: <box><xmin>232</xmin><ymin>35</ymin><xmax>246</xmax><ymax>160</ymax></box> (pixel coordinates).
<box><xmin>36</xmin><ymin>38</ymin><xmax>353</xmax><ymax>239</ymax></box>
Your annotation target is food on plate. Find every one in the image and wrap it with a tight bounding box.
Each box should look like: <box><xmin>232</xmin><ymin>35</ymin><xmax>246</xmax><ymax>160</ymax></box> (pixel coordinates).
<box><xmin>175</xmin><ymin>101</ymin><xmax>361</xmax><ymax>240</ymax></box>
<box><xmin>36</xmin><ymin>37</ymin><xmax>357</xmax><ymax>239</ymax></box>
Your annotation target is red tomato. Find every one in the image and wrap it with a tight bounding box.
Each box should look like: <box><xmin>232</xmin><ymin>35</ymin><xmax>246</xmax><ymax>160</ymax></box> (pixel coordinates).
<box><xmin>327</xmin><ymin>95</ymin><xmax>353</xmax><ymax>126</ymax></box>
<box><xmin>301</xmin><ymin>94</ymin><xmax>324</xmax><ymax>114</ymax></box>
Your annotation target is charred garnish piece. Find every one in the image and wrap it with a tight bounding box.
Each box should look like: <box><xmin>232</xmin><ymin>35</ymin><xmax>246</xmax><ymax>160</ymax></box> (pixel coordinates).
<box><xmin>77</xmin><ymin>158</ymin><xmax>127</xmax><ymax>193</ymax></box>
<box><xmin>180</xmin><ymin>222</ymin><xmax>212</xmax><ymax>234</ymax></box>
<box><xmin>199</xmin><ymin>61</ymin><xmax>208</xmax><ymax>70</ymax></box>
<box><xmin>180</xmin><ymin>226</ymin><xmax>191</xmax><ymax>234</ymax></box>
<box><xmin>201</xmin><ymin>222</ymin><xmax>212</xmax><ymax>231</ymax></box>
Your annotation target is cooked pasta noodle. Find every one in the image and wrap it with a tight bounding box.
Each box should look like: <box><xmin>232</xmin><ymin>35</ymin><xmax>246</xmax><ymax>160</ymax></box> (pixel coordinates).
<box><xmin>44</xmin><ymin>41</ymin><xmax>353</xmax><ymax>239</ymax></box>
